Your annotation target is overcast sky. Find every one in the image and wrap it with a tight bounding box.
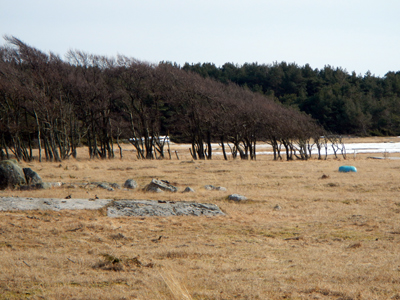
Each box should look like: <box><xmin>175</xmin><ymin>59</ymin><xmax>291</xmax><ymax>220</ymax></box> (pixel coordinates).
<box><xmin>1</xmin><ymin>0</ymin><xmax>399</xmax><ymax>77</ymax></box>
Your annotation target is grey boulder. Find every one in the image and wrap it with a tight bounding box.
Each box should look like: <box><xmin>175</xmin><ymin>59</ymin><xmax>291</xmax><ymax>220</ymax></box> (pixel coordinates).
<box><xmin>23</xmin><ymin>168</ymin><xmax>43</xmax><ymax>185</ymax></box>
<box><xmin>0</xmin><ymin>160</ymin><xmax>27</xmax><ymax>189</ymax></box>
<box><xmin>123</xmin><ymin>179</ymin><xmax>138</xmax><ymax>189</ymax></box>
<box><xmin>228</xmin><ymin>194</ymin><xmax>247</xmax><ymax>201</ymax></box>
<box><xmin>144</xmin><ymin>179</ymin><xmax>178</xmax><ymax>193</ymax></box>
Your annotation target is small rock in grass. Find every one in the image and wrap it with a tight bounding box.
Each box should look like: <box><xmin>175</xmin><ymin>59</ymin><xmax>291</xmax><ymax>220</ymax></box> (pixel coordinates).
<box><xmin>110</xmin><ymin>183</ymin><xmax>121</xmax><ymax>189</ymax></box>
<box><xmin>97</xmin><ymin>183</ymin><xmax>114</xmax><ymax>191</ymax></box>
<box><xmin>205</xmin><ymin>185</ymin><xmax>227</xmax><ymax>191</ymax></box>
<box><xmin>204</xmin><ymin>185</ymin><xmax>216</xmax><ymax>190</ymax></box>
<box><xmin>228</xmin><ymin>194</ymin><xmax>247</xmax><ymax>201</ymax></box>
<box><xmin>123</xmin><ymin>179</ymin><xmax>138</xmax><ymax>189</ymax></box>
<box><xmin>183</xmin><ymin>187</ymin><xmax>195</xmax><ymax>193</ymax></box>
<box><xmin>144</xmin><ymin>179</ymin><xmax>177</xmax><ymax>193</ymax></box>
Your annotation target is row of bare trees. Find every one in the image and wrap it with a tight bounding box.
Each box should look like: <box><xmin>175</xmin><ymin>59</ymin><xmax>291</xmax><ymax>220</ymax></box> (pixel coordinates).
<box><xmin>0</xmin><ymin>36</ymin><xmax>338</xmax><ymax>162</ymax></box>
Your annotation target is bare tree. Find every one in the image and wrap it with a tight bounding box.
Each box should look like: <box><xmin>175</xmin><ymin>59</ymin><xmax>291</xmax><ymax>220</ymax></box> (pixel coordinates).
<box><xmin>66</xmin><ymin>50</ymin><xmax>115</xmax><ymax>159</ymax></box>
<box><xmin>112</xmin><ymin>56</ymin><xmax>170</xmax><ymax>159</ymax></box>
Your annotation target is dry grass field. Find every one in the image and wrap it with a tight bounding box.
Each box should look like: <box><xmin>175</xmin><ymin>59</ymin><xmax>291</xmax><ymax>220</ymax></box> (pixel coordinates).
<box><xmin>1</xmin><ymin>138</ymin><xmax>400</xmax><ymax>299</ymax></box>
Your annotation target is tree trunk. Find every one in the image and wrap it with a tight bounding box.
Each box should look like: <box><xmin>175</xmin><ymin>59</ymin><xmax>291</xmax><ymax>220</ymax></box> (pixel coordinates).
<box><xmin>220</xmin><ymin>136</ymin><xmax>228</xmax><ymax>161</ymax></box>
<box><xmin>34</xmin><ymin>110</ymin><xmax>42</xmax><ymax>162</ymax></box>
<box><xmin>206</xmin><ymin>131</ymin><xmax>212</xmax><ymax>160</ymax></box>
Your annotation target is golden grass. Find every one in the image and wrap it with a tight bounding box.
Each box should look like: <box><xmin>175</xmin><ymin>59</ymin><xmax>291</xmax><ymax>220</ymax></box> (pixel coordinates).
<box><xmin>1</xmin><ymin>141</ymin><xmax>400</xmax><ymax>299</ymax></box>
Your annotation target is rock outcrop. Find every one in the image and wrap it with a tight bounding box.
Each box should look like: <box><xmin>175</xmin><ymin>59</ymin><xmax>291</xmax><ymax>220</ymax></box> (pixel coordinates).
<box><xmin>107</xmin><ymin>200</ymin><xmax>225</xmax><ymax>217</ymax></box>
<box><xmin>0</xmin><ymin>197</ymin><xmax>225</xmax><ymax>217</ymax></box>
<box><xmin>0</xmin><ymin>196</ymin><xmax>112</xmax><ymax>211</ymax></box>
<box><xmin>144</xmin><ymin>179</ymin><xmax>178</xmax><ymax>193</ymax></box>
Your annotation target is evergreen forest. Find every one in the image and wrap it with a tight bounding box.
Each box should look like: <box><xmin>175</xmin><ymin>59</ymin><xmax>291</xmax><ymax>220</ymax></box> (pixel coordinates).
<box><xmin>183</xmin><ymin>62</ymin><xmax>400</xmax><ymax>136</ymax></box>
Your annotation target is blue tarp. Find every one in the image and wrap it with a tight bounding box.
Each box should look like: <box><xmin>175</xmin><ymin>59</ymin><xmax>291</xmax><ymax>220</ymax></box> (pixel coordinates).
<box><xmin>339</xmin><ymin>166</ymin><xmax>357</xmax><ymax>173</ymax></box>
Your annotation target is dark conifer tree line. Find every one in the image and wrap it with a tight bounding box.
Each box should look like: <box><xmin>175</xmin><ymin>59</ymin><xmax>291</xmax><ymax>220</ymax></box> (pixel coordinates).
<box><xmin>182</xmin><ymin>62</ymin><xmax>400</xmax><ymax>136</ymax></box>
<box><xmin>0</xmin><ymin>36</ymin><xmax>354</xmax><ymax>162</ymax></box>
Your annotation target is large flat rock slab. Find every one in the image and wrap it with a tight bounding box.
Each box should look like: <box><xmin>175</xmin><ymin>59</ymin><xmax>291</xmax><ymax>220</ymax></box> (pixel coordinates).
<box><xmin>107</xmin><ymin>200</ymin><xmax>225</xmax><ymax>217</ymax></box>
<box><xmin>0</xmin><ymin>197</ymin><xmax>225</xmax><ymax>217</ymax></box>
<box><xmin>0</xmin><ymin>197</ymin><xmax>112</xmax><ymax>211</ymax></box>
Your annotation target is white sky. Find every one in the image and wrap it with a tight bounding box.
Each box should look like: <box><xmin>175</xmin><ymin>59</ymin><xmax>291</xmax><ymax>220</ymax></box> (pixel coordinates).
<box><xmin>1</xmin><ymin>0</ymin><xmax>399</xmax><ymax>77</ymax></box>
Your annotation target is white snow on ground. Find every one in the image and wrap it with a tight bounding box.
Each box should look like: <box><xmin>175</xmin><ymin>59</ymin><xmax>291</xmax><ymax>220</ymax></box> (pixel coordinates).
<box><xmin>343</xmin><ymin>142</ymin><xmax>400</xmax><ymax>154</ymax></box>
<box><xmin>208</xmin><ymin>142</ymin><xmax>400</xmax><ymax>156</ymax></box>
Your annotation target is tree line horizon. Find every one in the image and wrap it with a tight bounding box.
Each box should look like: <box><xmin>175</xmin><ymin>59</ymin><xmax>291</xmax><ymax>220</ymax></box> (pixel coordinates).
<box><xmin>183</xmin><ymin>61</ymin><xmax>400</xmax><ymax>137</ymax></box>
<box><xmin>1</xmin><ymin>36</ymin><xmax>397</xmax><ymax>162</ymax></box>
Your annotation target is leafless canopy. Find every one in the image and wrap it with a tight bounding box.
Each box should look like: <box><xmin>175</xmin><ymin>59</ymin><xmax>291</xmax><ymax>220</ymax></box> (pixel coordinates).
<box><xmin>0</xmin><ymin>36</ymin><xmax>325</xmax><ymax>161</ymax></box>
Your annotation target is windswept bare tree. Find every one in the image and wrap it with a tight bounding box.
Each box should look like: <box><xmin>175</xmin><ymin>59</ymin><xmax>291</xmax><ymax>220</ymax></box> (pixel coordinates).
<box><xmin>66</xmin><ymin>50</ymin><xmax>116</xmax><ymax>159</ymax></box>
<box><xmin>112</xmin><ymin>56</ymin><xmax>171</xmax><ymax>159</ymax></box>
<box><xmin>166</xmin><ymin>67</ymin><xmax>224</xmax><ymax>160</ymax></box>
